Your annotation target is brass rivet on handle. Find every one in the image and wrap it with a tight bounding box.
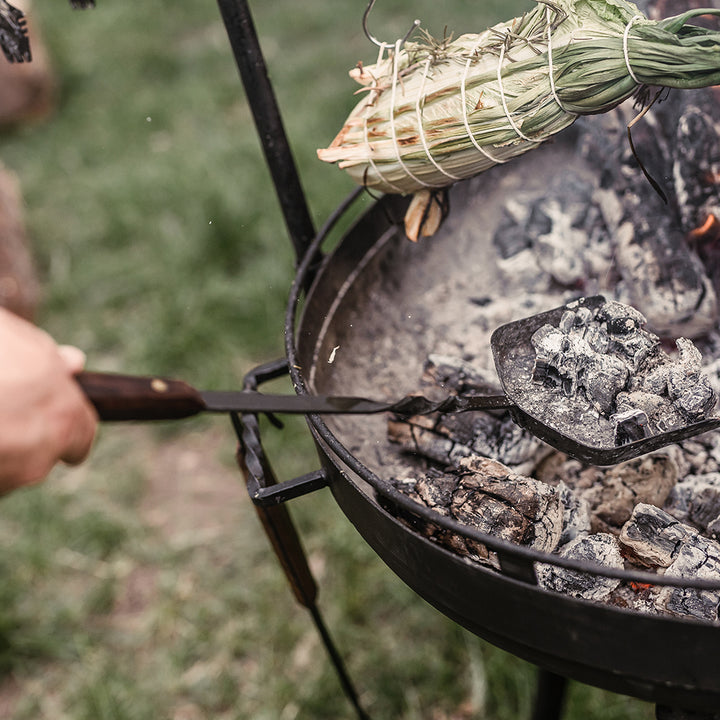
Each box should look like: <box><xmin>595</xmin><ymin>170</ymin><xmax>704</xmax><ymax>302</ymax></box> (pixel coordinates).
<box><xmin>151</xmin><ymin>378</ymin><xmax>169</xmax><ymax>393</ymax></box>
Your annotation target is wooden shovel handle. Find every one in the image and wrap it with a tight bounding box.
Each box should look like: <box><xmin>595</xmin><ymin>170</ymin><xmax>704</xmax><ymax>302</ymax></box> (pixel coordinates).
<box><xmin>75</xmin><ymin>371</ymin><xmax>206</xmax><ymax>421</ymax></box>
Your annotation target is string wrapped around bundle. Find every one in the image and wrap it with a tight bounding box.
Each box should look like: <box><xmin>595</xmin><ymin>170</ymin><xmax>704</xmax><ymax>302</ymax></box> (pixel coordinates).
<box><xmin>317</xmin><ymin>0</ymin><xmax>720</xmax><ymax>240</ymax></box>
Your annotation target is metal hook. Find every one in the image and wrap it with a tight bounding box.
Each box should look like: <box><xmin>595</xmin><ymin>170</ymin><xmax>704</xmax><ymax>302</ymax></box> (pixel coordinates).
<box><xmin>363</xmin><ymin>0</ymin><xmax>421</xmax><ymax>49</ymax></box>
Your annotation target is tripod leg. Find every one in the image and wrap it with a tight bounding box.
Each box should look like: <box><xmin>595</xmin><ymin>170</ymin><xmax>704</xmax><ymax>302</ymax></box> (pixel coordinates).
<box><xmin>531</xmin><ymin>670</ymin><xmax>568</xmax><ymax>720</ymax></box>
<box><xmin>254</xmin><ymin>502</ymin><xmax>371</xmax><ymax>720</ymax></box>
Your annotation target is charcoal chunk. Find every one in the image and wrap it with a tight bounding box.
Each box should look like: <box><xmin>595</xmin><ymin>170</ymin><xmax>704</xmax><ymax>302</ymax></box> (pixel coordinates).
<box><xmin>661</xmin><ymin>541</ymin><xmax>720</xmax><ymax>624</ymax></box>
<box><xmin>619</xmin><ymin>503</ymin><xmax>696</xmax><ymax>568</ymax></box>
<box><xmin>537</xmin><ymin>534</ymin><xmax>624</xmax><ymax>602</ymax></box>
<box><xmin>531</xmin><ymin>299</ymin><xmax>717</xmax><ymax>446</ymax></box>
<box><xmin>493</xmin><ymin>211</ymin><xmax>533</xmax><ymax>259</ymax></box>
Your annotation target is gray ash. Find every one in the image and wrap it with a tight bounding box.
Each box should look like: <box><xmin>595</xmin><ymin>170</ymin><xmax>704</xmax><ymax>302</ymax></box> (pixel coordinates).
<box><xmin>531</xmin><ymin>300</ymin><xmax>718</xmax><ymax>446</ymax></box>
<box><xmin>311</xmin><ymin>68</ymin><xmax>720</xmax><ymax>623</ymax></box>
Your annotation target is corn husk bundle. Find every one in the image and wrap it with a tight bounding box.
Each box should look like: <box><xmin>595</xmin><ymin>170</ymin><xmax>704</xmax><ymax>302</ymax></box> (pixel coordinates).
<box><xmin>317</xmin><ymin>0</ymin><xmax>720</xmax><ymax>239</ymax></box>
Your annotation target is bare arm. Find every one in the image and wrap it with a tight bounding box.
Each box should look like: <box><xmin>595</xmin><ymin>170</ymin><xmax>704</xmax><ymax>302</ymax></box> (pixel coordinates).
<box><xmin>0</xmin><ymin>307</ymin><xmax>97</xmax><ymax>492</ymax></box>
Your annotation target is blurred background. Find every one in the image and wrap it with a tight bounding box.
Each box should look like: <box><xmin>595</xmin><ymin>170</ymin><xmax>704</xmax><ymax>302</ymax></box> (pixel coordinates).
<box><xmin>0</xmin><ymin>1</ymin><xmax>655</xmax><ymax>718</ymax></box>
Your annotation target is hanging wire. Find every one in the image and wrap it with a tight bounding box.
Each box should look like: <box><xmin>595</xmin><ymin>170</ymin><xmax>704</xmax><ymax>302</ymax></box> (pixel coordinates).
<box><xmin>627</xmin><ymin>89</ymin><xmax>669</xmax><ymax>205</ymax></box>
<box><xmin>363</xmin><ymin>0</ymin><xmax>420</xmax><ymax>50</ymax></box>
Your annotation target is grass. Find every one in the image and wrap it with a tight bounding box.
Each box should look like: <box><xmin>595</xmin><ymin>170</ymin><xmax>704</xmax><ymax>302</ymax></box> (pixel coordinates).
<box><xmin>0</xmin><ymin>1</ymin><xmax>656</xmax><ymax>719</ymax></box>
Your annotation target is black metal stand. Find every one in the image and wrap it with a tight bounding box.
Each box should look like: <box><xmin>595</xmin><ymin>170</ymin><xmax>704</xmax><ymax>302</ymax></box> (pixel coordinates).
<box><xmin>214</xmin><ymin>4</ymin><xmax>702</xmax><ymax>719</ymax></box>
<box><xmin>215</xmin><ymin>0</ymin><xmax>316</xmax><ymax>268</ymax></box>
<box><xmin>215</xmin><ymin>1</ymin><xmax>368</xmax><ymax>713</ymax></box>
<box><xmin>232</xmin><ymin>361</ymin><xmax>370</xmax><ymax>720</ymax></box>
<box><xmin>532</xmin><ymin>671</ymin><xmax>568</xmax><ymax>720</ymax></box>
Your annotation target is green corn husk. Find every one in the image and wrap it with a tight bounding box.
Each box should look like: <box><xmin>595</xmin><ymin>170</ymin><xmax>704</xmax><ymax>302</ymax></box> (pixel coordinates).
<box><xmin>317</xmin><ymin>0</ymin><xmax>720</xmax><ymax>197</ymax></box>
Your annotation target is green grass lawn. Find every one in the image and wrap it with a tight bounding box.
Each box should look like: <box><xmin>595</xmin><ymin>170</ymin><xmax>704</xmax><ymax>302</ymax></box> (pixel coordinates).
<box><xmin>0</xmin><ymin>1</ymin><xmax>655</xmax><ymax>718</ymax></box>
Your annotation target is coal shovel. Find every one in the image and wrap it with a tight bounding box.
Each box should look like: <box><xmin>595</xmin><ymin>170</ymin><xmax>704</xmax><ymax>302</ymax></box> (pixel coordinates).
<box><xmin>76</xmin><ymin>296</ymin><xmax>720</xmax><ymax>466</ymax></box>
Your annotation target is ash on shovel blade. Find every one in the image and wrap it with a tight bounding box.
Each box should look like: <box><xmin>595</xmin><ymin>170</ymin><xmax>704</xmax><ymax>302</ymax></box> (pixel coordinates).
<box><xmin>530</xmin><ymin>299</ymin><xmax>718</xmax><ymax>448</ymax></box>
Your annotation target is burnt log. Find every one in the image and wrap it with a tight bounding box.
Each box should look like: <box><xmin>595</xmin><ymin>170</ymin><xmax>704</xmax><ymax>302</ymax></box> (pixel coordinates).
<box><xmin>619</xmin><ymin>503</ymin><xmax>697</xmax><ymax>568</ymax></box>
<box><xmin>388</xmin><ymin>456</ymin><xmax>564</xmax><ymax>567</ymax></box>
<box><xmin>619</xmin><ymin>503</ymin><xmax>720</xmax><ymax>624</ymax></box>
<box><xmin>536</xmin><ymin>533</ymin><xmax>624</xmax><ymax>602</ymax></box>
<box><xmin>452</xmin><ymin>456</ymin><xmax>563</xmax><ymax>554</ymax></box>
<box><xmin>661</xmin><ymin>541</ymin><xmax>720</xmax><ymax>624</ymax></box>
<box><xmin>581</xmin><ymin>454</ymin><xmax>679</xmax><ymax>534</ymax></box>
<box><xmin>665</xmin><ymin>474</ymin><xmax>720</xmax><ymax>537</ymax></box>
<box><xmin>577</xmin><ymin>87</ymin><xmax>720</xmax><ymax>338</ymax></box>
<box><xmin>389</xmin><ymin>354</ymin><xmax>547</xmax><ymax>474</ymax></box>
<box><xmin>612</xmin><ymin>210</ymin><xmax>717</xmax><ymax>339</ymax></box>
<box><xmin>556</xmin><ymin>480</ymin><xmax>591</xmax><ymax>545</ymax></box>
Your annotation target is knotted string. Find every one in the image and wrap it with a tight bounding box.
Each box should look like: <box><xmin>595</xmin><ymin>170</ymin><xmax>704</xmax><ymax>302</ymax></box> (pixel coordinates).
<box><xmin>363</xmin><ymin>10</ymin><xmax>645</xmax><ymax>191</ymax></box>
<box><xmin>362</xmin><ymin>42</ymin><xmax>405</xmax><ymax>192</ymax></box>
<box><xmin>546</xmin><ymin>6</ymin><xmax>576</xmax><ymax>115</ymax></box>
<box><xmin>416</xmin><ymin>58</ymin><xmax>463</xmax><ymax>182</ymax></box>
<box><xmin>623</xmin><ymin>15</ymin><xmax>643</xmax><ymax>85</ymax></box>
<box><xmin>388</xmin><ymin>38</ymin><xmax>437</xmax><ymax>189</ymax></box>
<box><xmin>497</xmin><ymin>40</ymin><xmax>534</xmax><ymax>142</ymax></box>
<box><xmin>460</xmin><ymin>37</ymin><xmax>505</xmax><ymax>164</ymax></box>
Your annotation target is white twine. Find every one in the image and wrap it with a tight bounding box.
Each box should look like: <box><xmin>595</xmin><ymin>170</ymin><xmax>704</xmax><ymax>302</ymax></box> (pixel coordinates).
<box><xmin>388</xmin><ymin>38</ymin><xmax>436</xmax><ymax>189</ymax></box>
<box><xmin>623</xmin><ymin>15</ymin><xmax>643</xmax><ymax>85</ymax></box>
<box><xmin>497</xmin><ymin>38</ymin><xmax>534</xmax><ymax>142</ymax></box>
<box><xmin>546</xmin><ymin>6</ymin><xmax>575</xmax><ymax>115</ymax></box>
<box><xmin>362</xmin><ymin>42</ymin><xmax>405</xmax><ymax>193</ymax></box>
<box><xmin>460</xmin><ymin>39</ymin><xmax>505</xmax><ymax>164</ymax></box>
<box><xmin>415</xmin><ymin>58</ymin><xmax>463</xmax><ymax>182</ymax></box>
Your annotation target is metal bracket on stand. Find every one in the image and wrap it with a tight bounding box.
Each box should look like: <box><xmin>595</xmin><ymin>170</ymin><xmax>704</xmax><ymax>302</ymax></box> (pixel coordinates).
<box><xmin>230</xmin><ymin>360</ymin><xmax>370</xmax><ymax>720</ymax></box>
<box><xmin>214</xmin><ymin>1</ymin><xmax>368</xmax><ymax>714</ymax></box>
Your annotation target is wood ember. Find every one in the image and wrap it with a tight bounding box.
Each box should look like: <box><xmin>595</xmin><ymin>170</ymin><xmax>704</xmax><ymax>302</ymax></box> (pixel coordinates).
<box><xmin>387</xmin><ymin>412</ymin><xmax>544</xmax><ymax>477</ymax></box>
<box><xmin>664</xmin><ymin>474</ymin><xmax>720</xmax><ymax>538</ymax></box>
<box><xmin>616</xmin><ymin>504</ymin><xmax>720</xmax><ymax>623</ymax></box>
<box><xmin>531</xmin><ymin>300</ymin><xmax>718</xmax><ymax>445</ymax></box>
<box><xmin>536</xmin><ymin>534</ymin><xmax>624</xmax><ymax>602</ymax></box>
<box><xmin>493</xmin><ymin>173</ymin><xmax>614</xmax><ymax>289</ymax></box>
<box><xmin>581</xmin><ymin>454</ymin><xmax>678</xmax><ymax>534</ymax></box>
<box><xmin>556</xmin><ymin>480</ymin><xmax>591</xmax><ymax>545</ymax></box>
<box><xmin>324</xmin><ymin>49</ymin><xmax>720</xmax><ymax>624</ymax></box>
<box><xmin>606</xmin><ymin>582</ymin><xmax>664</xmax><ymax>617</ymax></box>
<box><xmin>612</xmin><ymin>208</ymin><xmax>716</xmax><ymax>340</ymax></box>
<box><xmin>387</xmin><ymin>456</ymin><xmax>563</xmax><ymax>568</ymax></box>
<box><xmin>619</xmin><ymin>503</ymin><xmax>697</xmax><ymax>569</ymax></box>
<box><xmin>389</xmin><ymin>355</ymin><xmax>547</xmax><ymax>475</ymax></box>
<box><xmin>452</xmin><ymin>457</ymin><xmax>563</xmax><ymax>554</ymax></box>
<box><xmin>661</xmin><ymin>541</ymin><xmax>720</xmax><ymax>624</ymax></box>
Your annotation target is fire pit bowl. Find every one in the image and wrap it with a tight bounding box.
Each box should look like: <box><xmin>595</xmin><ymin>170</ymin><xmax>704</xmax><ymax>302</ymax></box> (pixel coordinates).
<box><xmin>256</xmin><ymin>127</ymin><xmax>720</xmax><ymax>713</ymax></box>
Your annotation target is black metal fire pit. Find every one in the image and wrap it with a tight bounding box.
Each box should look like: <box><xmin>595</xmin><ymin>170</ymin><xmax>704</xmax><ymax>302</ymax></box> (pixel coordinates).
<box><xmin>218</xmin><ymin>2</ymin><xmax>720</xmax><ymax>719</ymax></box>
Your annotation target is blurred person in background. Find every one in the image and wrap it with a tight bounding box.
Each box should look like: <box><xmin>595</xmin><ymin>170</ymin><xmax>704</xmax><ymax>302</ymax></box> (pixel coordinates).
<box><xmin>0</xmin><ymin>1</ymin><xmax>97</xmax><ymax>493</ymax></box>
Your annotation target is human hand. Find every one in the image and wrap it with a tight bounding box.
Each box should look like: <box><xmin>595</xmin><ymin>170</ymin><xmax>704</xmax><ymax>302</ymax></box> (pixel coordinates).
<box><xmin>0</xmin><ymin>307</ymin><xmax>98</xmax><ymax>493</ymax></box>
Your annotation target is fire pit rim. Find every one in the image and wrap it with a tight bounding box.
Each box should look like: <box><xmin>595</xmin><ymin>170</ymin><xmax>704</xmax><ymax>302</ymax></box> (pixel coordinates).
<box><xmin>283</xmin><ymin>187</ymin><xmax>720</xmax><ymax>595</ymax></box>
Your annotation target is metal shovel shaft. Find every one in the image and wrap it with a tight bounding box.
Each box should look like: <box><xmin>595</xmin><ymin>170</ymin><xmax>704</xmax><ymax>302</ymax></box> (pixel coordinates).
<box><xmin>76</xmin><ymin>371</ymin><xmax>512</xmax><ymax>422</ymax></box>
